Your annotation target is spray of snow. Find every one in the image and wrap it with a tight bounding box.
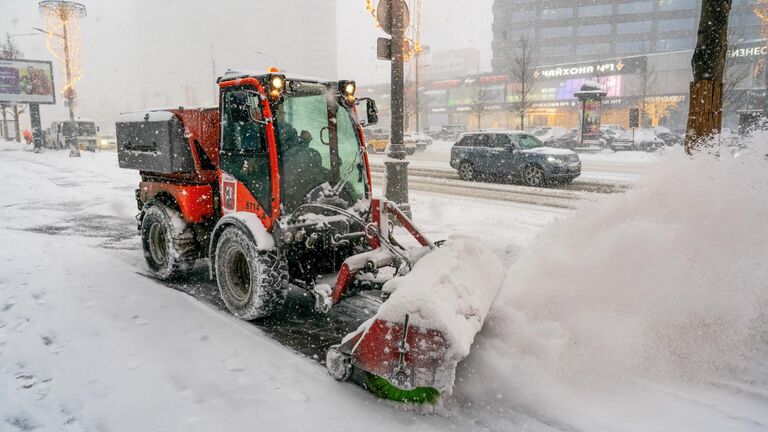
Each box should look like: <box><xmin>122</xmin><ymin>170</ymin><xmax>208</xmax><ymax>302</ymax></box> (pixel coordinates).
<box><xmin>454</xmin><ymin>134</ymin><xmax>768</xmax><ymax>430</ymax></box>
<box><xmin>375</xmin><ymin>236</ymin><xmax>504</xmax><ymax>391</ymax></box>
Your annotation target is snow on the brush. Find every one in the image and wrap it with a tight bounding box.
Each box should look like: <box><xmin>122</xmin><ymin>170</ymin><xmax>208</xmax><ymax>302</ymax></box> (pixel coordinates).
<box><xmin>377</xmin><ymin>235</ymin><xmax>504</xmax><ymax>365</ymax></box>
<box><xmin>455</xmin><ymin>133</ymin><xmax>768</xmax><ymax>431</ymax></box>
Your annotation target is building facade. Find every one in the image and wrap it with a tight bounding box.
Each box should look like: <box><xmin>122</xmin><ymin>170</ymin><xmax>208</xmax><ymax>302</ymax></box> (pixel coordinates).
<box><xmin>360</xmin><ymin>39</ymin><xmax>768</xmax><ymax>134</ymax></box>
<box><xmin>427</xmin><ymin>49</ymin><xmax>481</xmax><ymax>81</ymax></box>
<box><xmin>492</xmin><ymin>0</ymin><xmax>763</xmax><ymax>70</ymax></box>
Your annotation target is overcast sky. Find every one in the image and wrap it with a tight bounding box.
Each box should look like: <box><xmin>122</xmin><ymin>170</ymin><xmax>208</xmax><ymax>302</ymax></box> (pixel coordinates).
<box><xmin>0</xmin><ymin>0</ymin><xmax>492</xmax><ymax>129</ymax></box>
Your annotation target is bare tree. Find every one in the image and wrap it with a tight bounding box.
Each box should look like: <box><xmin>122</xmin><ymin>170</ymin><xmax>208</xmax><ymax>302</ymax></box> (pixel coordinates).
<box><xmin>507</xmin><ymin>36</ymin><xmax>537</xmax><ymax>129</ymax></box>
<box><xmin>403</xmin><ymin>80</ymin><xmax>418</xmax><ymax>131</ymax></box>
<box><xmin>468</xmin><ymin>67</ymin><xmax>491</xmax><ymax>130</ymax></box>
<box><xmin>0</xmin><ymin>34</ymin><xmax>25</xmax><ymax>142</ymax></box>
<box><xmin>722</xmin><ymin>54</ymin><xmax>751</xmax><ymax>116</ymax></box>
<box><xmin>634</xmin><ymin>56</ymin><xmax>658</xmax><ymax>127</ymax></box>
<box><xmin>721</xmin><ymin>27</ymin><xmax>752</xmax><ymax>117</ymax></box>
<box><xmin>686</xmin><ymin>0</ymin><xmax>733</xmax><ymax>153</ymax></box>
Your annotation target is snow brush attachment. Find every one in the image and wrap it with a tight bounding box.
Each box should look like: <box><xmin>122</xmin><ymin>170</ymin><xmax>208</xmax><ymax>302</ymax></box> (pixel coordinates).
<box><xmin>330</xmin><ymin>236</ymin><xmax>504</xmax><ymax>403</ymax></box>
<box><xmin>364</xmin><ymin>373</ymin><xmax>440</xmax><ymax>404</ymax></box>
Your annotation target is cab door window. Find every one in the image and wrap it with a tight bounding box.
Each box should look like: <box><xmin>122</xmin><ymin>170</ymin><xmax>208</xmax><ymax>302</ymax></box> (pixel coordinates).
<box><xmin>220</xmin><ymin>89</ymin><xmax>271</xmax><ymax>212</ymax></box>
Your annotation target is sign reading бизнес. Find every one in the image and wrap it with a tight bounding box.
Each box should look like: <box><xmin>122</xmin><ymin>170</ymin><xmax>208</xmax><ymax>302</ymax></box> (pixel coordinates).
<box><xmin>0</xmin><ymin>59</ymin><xmax>56</xmax><ymax>104</ymax></box>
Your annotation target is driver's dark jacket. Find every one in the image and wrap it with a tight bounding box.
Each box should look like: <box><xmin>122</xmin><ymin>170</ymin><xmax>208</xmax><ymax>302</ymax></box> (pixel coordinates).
<box><xmin>277</xmin><ymin>122</ymin><xmax>329</xmax><ymax>211</ymax></box>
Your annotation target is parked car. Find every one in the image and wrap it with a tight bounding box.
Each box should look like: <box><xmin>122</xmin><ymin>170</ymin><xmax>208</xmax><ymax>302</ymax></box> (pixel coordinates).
<box><xmin>654</xmin><ymin>126</ymin><xmax>683</xmax><ymax>146</ymax></box>
<box><xmin>530</xmin><ymin>126</ymin><xmax>570</xmax><ymax>144</ymax></box>
<box><xmin>600</xmin><ymin>124</ymin><xmax>627</xmax><ymax>134</ymax></box>
<box><xmin>404</xmin><ymin>131</ymin><xmax>432</xmax><ymax>151</ymax></box>
<box><xmin>363</xmin><ymin>128</ymin><xmax>390</xmax><ymax>153</ymax></box>
<box><xmin>449</xmin><ymin>130</ymin><xmax>581</xmax><ymax>187</ymax></box>
<box><xmin>552</xmin><ymin>128</ymin><xmax>610</xmax><ymax>150</ymax></box>
<box><xmin>44</xmin><ymin>119</ymin><xmax>99</xmax><ymax>151</ymax></box>
<box><xmin>601</xmin><ymin>128</ymin><xmax>632</xmax><ymax>151</ymax></box>
<box><xmin>434</xmin><ymin>124</ymin><xmax>466</xmax><ymax>141</ymax></box>
<box><xmin>97</xmin><ymin>134</ymin><xmax>117</xmax><ymax>150</ymax></box>
<box><xmin>551</xmin><ymin>129</ymin><xmax>578</xmax><ymax>150</ymax></box>
<box><xmin>632</xmin><ymin>128</ymin><xmax>666</xmax><ymax>151</ymax></box>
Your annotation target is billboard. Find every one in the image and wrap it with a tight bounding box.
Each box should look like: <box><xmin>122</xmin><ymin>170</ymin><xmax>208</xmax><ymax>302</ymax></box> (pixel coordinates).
<box><xmin>0</xmin><ymin>59</ymin><xmax>56</xmax><ymax>104</ymax></box>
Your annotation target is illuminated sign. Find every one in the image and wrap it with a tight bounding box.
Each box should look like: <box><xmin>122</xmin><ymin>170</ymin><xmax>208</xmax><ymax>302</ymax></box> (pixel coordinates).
<box><xmin>727</xmin><ymin>45</ymin><xmax>768</xmax><ymax>59</ymax></box>
<box><xmin>534</xmin><ymin>56</ymin><xmax>646</xmax><ymax>80</ymax></box>
<box><xmin>0</xmin><ymin>59</ymin><xmax>56</xmax><ymax>104</ymax></box>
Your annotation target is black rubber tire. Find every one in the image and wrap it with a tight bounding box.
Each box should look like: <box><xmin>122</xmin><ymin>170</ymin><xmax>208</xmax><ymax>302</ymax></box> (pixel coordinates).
<box><xmin>523</xmin><ymin>163</ymin><xmax>546</xmax><ymax>188</ymax></box>
<box><xmin>140</xmin><ymin>203</ymin><xmax>198</xmax><ymax>280</ymax></box>
<box><xmin>214</xmin><ymin>227</ymin><xmax>288</xmax><ymax>320</ymax></box>
<box><xmin>458</xmin><ymin>161</ymin><xmax>475</xmax><ymax>181</ymax></box>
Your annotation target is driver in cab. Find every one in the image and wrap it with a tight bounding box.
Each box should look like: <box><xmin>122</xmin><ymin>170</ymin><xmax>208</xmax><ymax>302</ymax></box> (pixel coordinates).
<box><xmin>273</xmin><ymin>107</ymin><xmax>329</xmax><ymax>210</ymax></box>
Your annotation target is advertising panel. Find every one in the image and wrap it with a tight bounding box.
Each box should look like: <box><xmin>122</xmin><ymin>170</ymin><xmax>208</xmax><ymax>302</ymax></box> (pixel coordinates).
<box><xmin>581</xmin><ymin>99</ymin><xmax>602</xmax><ymax>142</ymax></box>
<box><xmin>0</xmin><ymin>59</ymin><xmax>56</xmax><ymax>104</ymax></box>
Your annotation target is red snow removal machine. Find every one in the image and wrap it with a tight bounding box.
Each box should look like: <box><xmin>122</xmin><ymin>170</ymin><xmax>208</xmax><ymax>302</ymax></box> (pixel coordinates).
<box><xmin>117</xmin><ymin>71</ymin><xmax>502</xmax><ymax>403</ymax></box>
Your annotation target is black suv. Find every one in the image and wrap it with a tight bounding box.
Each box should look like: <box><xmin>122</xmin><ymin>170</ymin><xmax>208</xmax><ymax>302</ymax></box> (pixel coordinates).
<box><xmin>449</xmin><ymin>131</ymin><xmax>581</xmax><ymax>187</ymax></box>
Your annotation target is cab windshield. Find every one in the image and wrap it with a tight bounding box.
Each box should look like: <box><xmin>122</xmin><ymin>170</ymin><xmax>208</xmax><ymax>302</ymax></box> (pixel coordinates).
<box><xmin>274</xmin><ymin>81</ymin><xmax>366</xmax><ymax>211</ymax></box>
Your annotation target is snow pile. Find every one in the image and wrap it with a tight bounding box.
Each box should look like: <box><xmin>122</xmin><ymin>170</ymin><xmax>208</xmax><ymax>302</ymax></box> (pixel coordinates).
<box><xmin>378</xmin><ymin>236</ymin><xmax>504</xmax><ymax>369</ymax></box>
<box><xmin>456</xmin><ymin>135</ymin><xmax>768</xmax><ymax>430</ymax></box>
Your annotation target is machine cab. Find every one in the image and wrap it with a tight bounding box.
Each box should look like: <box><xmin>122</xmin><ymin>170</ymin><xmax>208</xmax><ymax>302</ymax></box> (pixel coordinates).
<box><xmin>217</xmin><ymin>72</ymin><xmax>376</xmax><ymax>229</ymax></box>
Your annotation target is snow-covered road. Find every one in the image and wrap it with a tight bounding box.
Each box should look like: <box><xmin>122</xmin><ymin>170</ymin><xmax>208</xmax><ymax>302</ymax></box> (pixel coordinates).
<box><xmin>369</xmin><ymin>139</ymin><xmax>659</xmax><ymax>187</ymax></box>
<box><xmin>1</xmin><ymin>142</ymin><xmax>766</xmax><ymax>432</ymax></box>
<box><xmin>0</xmin><ymin>146</ymin><xmax>567</xmax><ymax>431</ymax></box>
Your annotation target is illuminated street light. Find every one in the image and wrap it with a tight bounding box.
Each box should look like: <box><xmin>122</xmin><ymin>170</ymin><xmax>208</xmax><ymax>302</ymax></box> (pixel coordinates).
<box><xmin>38</xmin><ymin>1</ymin><xmax>87</xmax><ymax>157</ymax></box>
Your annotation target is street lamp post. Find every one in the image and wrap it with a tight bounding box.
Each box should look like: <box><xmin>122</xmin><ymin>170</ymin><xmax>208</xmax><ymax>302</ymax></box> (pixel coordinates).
<box><xmin>384</xmin><ymin>0</ymin><xmax>411</xmax><ymax>218</ymax></box>
<box><xmin>33</xmin><ymin>25</ymin><xmax>79</xmax><ymax>156</ymax></box>
<box><xmin>38</xmin><ymin>1</ymin><xmax>87</xmax><ymax>157</ymax></box>
<box><xmin>61</xmin><ymin>22</ymin><xmax>78</xmax><ymax>156</ymax></box>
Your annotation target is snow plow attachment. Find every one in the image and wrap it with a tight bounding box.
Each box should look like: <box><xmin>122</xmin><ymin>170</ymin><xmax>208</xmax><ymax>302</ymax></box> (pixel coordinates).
<box><xmin>325</xmin><ymin>205</ymin><xmax>504</xmax><ymax>403</ymax></box>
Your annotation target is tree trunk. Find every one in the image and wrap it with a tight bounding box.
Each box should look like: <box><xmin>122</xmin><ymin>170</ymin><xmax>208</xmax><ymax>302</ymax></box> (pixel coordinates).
<box><xmin>1</xmin><ymin>105</ymin><xmax>7</xmax><ymax>139</ymax></box>
<box><xmin>685</xmin><ymin>0</ymin><xmax>732</xmax><ymax>154</ymax></box>
<box><xmin>13</xmin><ymin>105</ymin><xmax>20</xmax><ymax>142</ymax></box>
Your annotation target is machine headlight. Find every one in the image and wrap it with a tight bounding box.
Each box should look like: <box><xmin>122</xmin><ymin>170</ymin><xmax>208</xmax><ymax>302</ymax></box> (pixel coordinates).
<box><xmin>271</xmin><ymin>76</ymin><xmax>284</xmax><ymax>90</ymax></box>
<box><xmin>268</xmin><ymin>73</ymin><xmax>286</xmax><ymax>100</ymax></box>
<box><xmin>339</xmin><ymin>80</ymin><xmax>356</xmax><ymax>105</ymax></box>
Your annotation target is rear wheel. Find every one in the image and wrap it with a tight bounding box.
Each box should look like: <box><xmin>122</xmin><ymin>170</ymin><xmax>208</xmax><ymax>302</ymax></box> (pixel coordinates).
<box><xmin>458</xmin><ymin>161</ymin><xmax>475</xmax><ymax>181</ymax></box>
<box><xmin>214</xmin><ymin>227</ymin><xmax>288</xmax><ymax>320</ymax></box>
<box><xmin>141</xmin><ymin>203</ymin><xmax>198</xmax><ymax>280</ymax></box>
<box><xmin>523</xmin><ymin>164</ymin><xmax>546</xmax><ymax>187</ymax></box>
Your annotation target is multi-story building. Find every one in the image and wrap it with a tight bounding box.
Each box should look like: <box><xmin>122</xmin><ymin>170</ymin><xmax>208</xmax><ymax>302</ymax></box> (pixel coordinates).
<box><xmin>492</xmin><ymin>0</ymin><xmax>763</xmax><ymax>70</ymax></box>
<box><xmin>361</xmin><ymin>1</ymin><xmax>767</xmax><ymax>133</ymax></box>
<box><xmin>427</xmin><ymin>49</ymin><xmax>481</xmax><ymax>81</ymax></box>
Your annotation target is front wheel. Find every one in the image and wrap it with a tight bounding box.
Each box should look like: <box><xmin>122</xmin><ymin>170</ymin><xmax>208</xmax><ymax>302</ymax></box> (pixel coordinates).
<box><xmin>458</xmin><ymin>161</ymin><xmax>475</xmax><ymax>181</ymax></box>
<box><xmin>214</xmin><ymin>227</ymin><xmax>288</xmax><ymax>320</ymax></box>
<box><xmin>523</xmin><ymin>164</ymin><xmax>546</xmax><ymax>187</ymax></box>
